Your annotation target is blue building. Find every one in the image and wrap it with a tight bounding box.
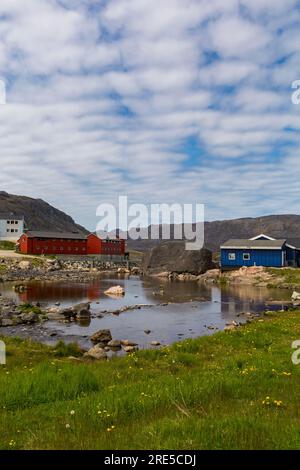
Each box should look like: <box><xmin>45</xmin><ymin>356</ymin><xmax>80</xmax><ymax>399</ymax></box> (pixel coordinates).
<box><xmin>220</xmin><ymin>234</ymin><xmax>300</xmax><ymax>269</ymax></box>
<box><xmin>285</xmin><ymin>239</ymin><xmax>300</xmax><ymax>267</ymax></box>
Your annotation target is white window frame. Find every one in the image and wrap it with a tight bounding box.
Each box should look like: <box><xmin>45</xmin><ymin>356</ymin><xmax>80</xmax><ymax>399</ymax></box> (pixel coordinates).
<box><xmin>243</xmin><ymin>253</ymin><xmax>250</xmax><ymax>261</ymax></box>
<box><xmin>228</xmin><ymin>253</ymin><xmax>236</xmax><ymax>260</ymax></box>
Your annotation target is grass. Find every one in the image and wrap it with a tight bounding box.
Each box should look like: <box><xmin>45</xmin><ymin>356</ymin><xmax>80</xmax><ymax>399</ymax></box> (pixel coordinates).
<box><xmin>267</xmin><ymin>268</ymin><xmax>300</xmax><ymax>288</ymax></box>
<box><xmin>128</xmin><ymin>249</ymin><xmax>143</xmax><ymax>261</ymax></box>
<box><xmin>18</xmin><ymin>303</ymin><xmax>43</xmax><ymax>315</ymax></box>
<box><xmin>0</xmin><ymin>241</ymin><xmax>16</xmax><ymax>250</ymax></box>
<box><xmin>1</xmin><ymin>312</ymin><xmax>300</xmax><ymax>449</ymax></box>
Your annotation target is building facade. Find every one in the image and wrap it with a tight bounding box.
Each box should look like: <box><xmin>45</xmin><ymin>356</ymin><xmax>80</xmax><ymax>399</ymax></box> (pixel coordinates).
<box><xmin>220</xmin><ymin>234</ymin><xmax>286</xmax><ymax>269</ymax></box>
<box><xmin>18</xmin><ymin>231</ymin><xmax>126</xmax><ymax>257</ymax></box>
<box><xmin>0</xmin><ymin>213</ymin><xmax>24</xmax><ymax>241</ymax></box>
<box><xmin>87</xmin><ymin>233</ymin><xmax>126</xmax><ymax>256</ymax></box>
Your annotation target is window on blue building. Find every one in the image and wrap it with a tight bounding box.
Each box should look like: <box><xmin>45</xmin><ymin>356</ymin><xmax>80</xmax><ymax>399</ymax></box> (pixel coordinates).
<box><xmin>228</xmin><ymin>253</ymin><xmax>236</xmax><ymax>260</ymax></box>
<box><xmin>243</xmin><ymin>253</ymin><xmax>250</xmax><ymax>261</ymax></box>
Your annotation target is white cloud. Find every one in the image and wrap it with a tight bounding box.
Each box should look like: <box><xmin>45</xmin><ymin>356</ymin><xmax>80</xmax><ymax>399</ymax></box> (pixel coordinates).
<box><xmin>0</xmin><ymin>0</ymin><xmax>299</xmax><ymax>229</ymax></box>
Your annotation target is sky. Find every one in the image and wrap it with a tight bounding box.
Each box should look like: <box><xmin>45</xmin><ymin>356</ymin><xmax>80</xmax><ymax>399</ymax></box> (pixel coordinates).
<box><xmin>0</xmin><ymin>0</ymin><xmax>300</xmax><ymax>230</ymax></box>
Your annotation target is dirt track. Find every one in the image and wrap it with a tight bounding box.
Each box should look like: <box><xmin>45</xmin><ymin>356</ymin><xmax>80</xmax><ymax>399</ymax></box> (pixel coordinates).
<box><xmin>0</xmin><ymin>250</ymin><xmax>35</xmax><ymax>259</ymax></box>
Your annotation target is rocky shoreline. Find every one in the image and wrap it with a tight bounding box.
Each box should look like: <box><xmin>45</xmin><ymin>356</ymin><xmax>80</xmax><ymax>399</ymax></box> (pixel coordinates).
<box><xmin>0</xmin><ymin>293</ymin><xmax>166</xmax><ymax>356</ymax></box>
<box><xmin>0</xmin><ymin>256</ymin><xmax>140</xmax><ymax>283</ymax></box>
<box><xmin>149</xmin><ymin>266</ymin><xmax>300</xmax><ymax>290</ymax></box>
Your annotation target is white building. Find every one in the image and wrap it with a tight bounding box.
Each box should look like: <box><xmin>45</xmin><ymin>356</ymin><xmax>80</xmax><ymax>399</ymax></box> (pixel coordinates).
<box><xmin>0</xmin><ymin>213</ymin><xmax>25</xmax><ymax>241</ymax></box>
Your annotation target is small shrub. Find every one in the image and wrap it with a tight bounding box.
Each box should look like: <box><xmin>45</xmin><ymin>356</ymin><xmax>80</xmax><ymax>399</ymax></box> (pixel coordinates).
<box><xmin>52</xmin><ymin>341</ymin><xmax>84</xmax><ymax>357</ymax></box>
<box><xmin>19</xmin><ymin>303</ymin><xmax>43</xmax><ymax>315</ymax></box>
<box><xmin>0</xmin><ymin>241</ymin><xmax>15</xmax><ymax>250</ymax></box>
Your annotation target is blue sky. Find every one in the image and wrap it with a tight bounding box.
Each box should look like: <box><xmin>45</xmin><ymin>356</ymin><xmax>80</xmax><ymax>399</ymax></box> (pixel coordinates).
<box><xmin>0</xmin><ymin>0</ymin><xmax>300</xmax><ymax>230</ymax></box>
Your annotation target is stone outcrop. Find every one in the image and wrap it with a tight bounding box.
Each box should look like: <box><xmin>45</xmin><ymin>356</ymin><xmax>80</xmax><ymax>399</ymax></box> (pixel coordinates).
<box><xmin>142</xmin><ymin>241</ymin><xmax>214</xmax><ymax>276</ymax></box>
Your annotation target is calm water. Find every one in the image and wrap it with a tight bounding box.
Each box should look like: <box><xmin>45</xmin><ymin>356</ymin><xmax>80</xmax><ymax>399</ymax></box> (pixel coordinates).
<box><xmin>0</xmin><ymin>275</ymin><xmax>292</xmax><ymax>348</ymax></box>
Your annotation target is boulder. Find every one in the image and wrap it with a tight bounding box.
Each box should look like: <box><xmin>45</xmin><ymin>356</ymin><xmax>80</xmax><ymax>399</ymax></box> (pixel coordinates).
<box><xmin>90</xmin><ymin>329</ymin><xmax>112</xmax><ymax>344</ymax></box>
<box><xmin>72</xmin><ymin>302</ymin><xmax>91</xmax><ymax>318</ymax></box>
<box><xmin>107</xmin><ymin>339</ymin><xmax>121</xmax><ymax>348</ymax></box>
<box><xmin>85</xmin><ymin>345</ymin><xmax>107</xmax><ymax>360</ymax></box>
<box><xmin>117</xmin><ymin>267</ymin><xmax>130</xmax><ymax>274</ymax></box>
<box><xmin>130</xmin><ymin>267</ymin><xmax>140</xmax><ymax>275</ymax></box>
<box><xmin>18</xmin><ymin>261</ymin><xmax>31</xmax><ymax>270</ymax></box>
<box><xmin>150</xmin><ymin>341</ymin><xmax>161</xmax><ymax>346</ymax></box>
<box><xmin>123</xmin><ymin>345</ymin><xmax>138</xmax><ymax>353</ymax></box>
<box><xmin>104</xmin><ymin>285</ymin><xmax>125</xmax><ymax>296</ymax></box>
<box><xmin>121</xmin><ymin>339</ymin><xmax>138</xmax><ymax>346</ymax></box>
<box><xmin>142</xmin><ymin>241</ymin><xmax>214</xmax><ymax>276</ymax></box>
<box><xmin>224</xmin><ymin>324</ymin><xmax>237</xmax><ymax>331</ymax></box>
<box><xmin>19</xmin><ymin>312</ymin><xmax>39</xmax><ymax>324</ymax></box>
<box><xmin>292</xmin><ymin>291</ymin><xmax>300</xmax><ymax>301</ymax></box>
<box><xmin>45</xmin><ymin>307</ymin><xmax>76</xmax><ymax>320</ymax></box>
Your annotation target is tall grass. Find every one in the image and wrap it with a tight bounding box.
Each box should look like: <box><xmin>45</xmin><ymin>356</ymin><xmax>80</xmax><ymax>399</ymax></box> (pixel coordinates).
<box><xmin>0</xmin><ymin>363</ymin><xmax>100</xmax><ymax>410</ymax></box>
<box><xmin>1</xmin><ymin>311</ymin><xmax>300</xmax><ymax>449</ymax></box>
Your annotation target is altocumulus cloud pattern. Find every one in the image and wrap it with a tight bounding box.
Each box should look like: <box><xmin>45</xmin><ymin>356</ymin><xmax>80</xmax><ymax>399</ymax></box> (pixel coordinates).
<box><xmin>0</xmin><ymin>0</ymin><xmax>299</xmax><ymax>228</ymax></box>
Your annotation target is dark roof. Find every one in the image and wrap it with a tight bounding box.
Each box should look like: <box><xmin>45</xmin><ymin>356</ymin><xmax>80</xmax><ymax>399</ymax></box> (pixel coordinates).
<box><xmin>0</xmin><ymin>212</ymin><xmax>24</xmax><ymax>220</ymax></box>
<box><xmin>25</xmin><ymin>231</ymin><xmax>87</xmax><ymax>240</ymax></box>
<box><xmin>286</xmin><ymin>238</ymin><xmax>300</xmax><ymax>249</ymax></box>
<box><xmin>221</xmin><ymin>239</ymin><xmax>286</xmax><ymax>249</ymax></box>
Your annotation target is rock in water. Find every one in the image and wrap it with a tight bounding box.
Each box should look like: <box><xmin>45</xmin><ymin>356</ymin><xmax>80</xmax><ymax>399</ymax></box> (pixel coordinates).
<box><xmin>90</xmin><ymin>329</ymin><xmax>112</xmax><ymax>344</ymax></box>
<box><xmin>107</xmin><ymin>339</ymin><xmax>121</xmax><ymax>348</ymax></box>
<box><xmin>72</xmin><ymin>302</ymin><xmax>91</xmax><ymax>318</ymax></box>
<box><xmin>142</xmin><ymin>240</ymin><xmax>214</xmax><ymax>276</ymax></box>
<box><xmin>121</xmin><ymin>339</ymin><xmax>138</xmax><ymax>346</ymax></box>
<box><xmin>19</xmin><ymin>312</ymin><xmax>39</xmax><ymax>324</ymax></box>
<box><xmin>104</xmin><ymin>285</ymin><xmax>125</xmax><ymax>296</ymax></box>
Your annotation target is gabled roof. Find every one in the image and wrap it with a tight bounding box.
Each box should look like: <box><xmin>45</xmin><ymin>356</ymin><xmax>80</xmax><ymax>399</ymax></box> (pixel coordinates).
<box><xmin>250</xmin><ymin>233</ymin><xmax>275</xmax><ymax>241</ymax></box>
<box><xmin>286</xmin><ymin>238</ymin><xmax>300</xmax><ymax>250</ymax></box>
<box><xmin>24</xmin><ymin>231</ymin><xmax>87</xmax><ymax>240</ymax></box>
<box><xmin>221</xmin><ymin>239</ymin><xmax>286</xmax><ymax>250</ymax></box>
<box><xmin>0</xmin><ymin>212</ymin><xmax>24</xmax><ymax>220</ymax></box>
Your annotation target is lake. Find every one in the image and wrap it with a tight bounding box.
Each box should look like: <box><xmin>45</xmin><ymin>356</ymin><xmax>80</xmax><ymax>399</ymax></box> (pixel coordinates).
<box><xmin>0</xmin><ymin>274</ymin><xmax>292</xmax><ymax>349</ymax></box>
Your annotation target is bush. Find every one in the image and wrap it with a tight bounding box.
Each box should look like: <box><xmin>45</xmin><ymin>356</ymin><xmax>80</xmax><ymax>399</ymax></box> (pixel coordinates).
<box><xmin>19</xmin><ymin>303</ymin><xmax>43</xmax><ymax>315</ymax></box>
<box><xmin>52</xmin><ymin>341</ymin><xmax>84</xmax><ymax>357</ymax></box>
<box><xmin>0</xmin><ymin>241</ymin><xmax>15</xmax><ymax>250</ymax></box>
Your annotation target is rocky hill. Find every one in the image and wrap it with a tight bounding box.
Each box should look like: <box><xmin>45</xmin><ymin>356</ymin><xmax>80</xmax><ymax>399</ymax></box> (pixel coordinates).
<box><xmin>0</xmin><ymin>191</ymin><xmax>87</xmax><ymax>234</ymax></box>
<box><xmin>127</xmin><ymin>214</ymin><xmax>300</xmax><ymax>253</ymax></box>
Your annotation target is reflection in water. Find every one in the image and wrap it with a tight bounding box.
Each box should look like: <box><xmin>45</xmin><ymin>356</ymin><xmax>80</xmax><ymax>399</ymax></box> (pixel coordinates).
<box><xmin>12</xmin><ymin>281</ymin><xmax>104</xmax><ymax>304</ymax></box>
<box><xmin>76</xmin><ymin>318</ymin><xmax>91</xmax><ymax>327</ymax></box>
<box><xmin>0</xmin><ymin>276</ymin><xmax>292</xmax><ymax>349</ymax></box>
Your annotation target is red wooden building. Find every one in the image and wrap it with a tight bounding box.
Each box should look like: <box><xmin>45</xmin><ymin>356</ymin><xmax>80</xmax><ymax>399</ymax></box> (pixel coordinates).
<box><xmin>18</xmin><ymin>231</ymin><xmax>126</xmax><ymax>256</ymax></box>
<box><xmin>87</xmin><ymin>233</ymin><xmax>126</xmax><ymax>256</ymax></box>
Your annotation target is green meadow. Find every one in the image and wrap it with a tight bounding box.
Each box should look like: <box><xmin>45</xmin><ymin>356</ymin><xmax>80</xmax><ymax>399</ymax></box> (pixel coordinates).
<box><xmin>1</xmin><ymin>310</ymin><xmax>300</xmax><ymax>450</ymax></box>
